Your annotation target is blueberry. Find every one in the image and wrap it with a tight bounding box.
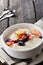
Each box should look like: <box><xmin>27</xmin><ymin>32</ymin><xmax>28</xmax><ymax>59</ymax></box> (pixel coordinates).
<box><xmin>18</xmin><ymin>40</ymin><xmax>25</xmax><ymax>46</ymax></box>
<box><xmin>39</xmin><ymin>36</ymin><xmax>42</xmax><ymax>39</ymax></box>
<box><xmin>22</xmin><ymin>36</ymin><xmax>28</xmax><ymax>42</ymax></box>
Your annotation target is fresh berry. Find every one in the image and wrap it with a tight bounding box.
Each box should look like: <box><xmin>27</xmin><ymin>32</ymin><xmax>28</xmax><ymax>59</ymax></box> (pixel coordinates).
<box><xmin>28</xmin><ymin>36</ymin><xmax>33</xmax><ymax>40</ymax></box>
<box><xmin>6</xmin><ymin>39</ymin><xmax>19</xmax><ymax>43</ymax></box>
<box><xmin>14</xmin><ymin>39</ymin><xmax>19</xmax><ymax>43</ymax></box>
<box><xmin>5</xmin><ymin>38</ymin><xmax>10</xmax><ymax>42</ymax></box>
<box><xmin>18</xmin><ymin>40</ymin><xmax>25</xmax><ymax>46</ymax></box>
<box><xmin>22</xmin><ymin>35</ymin><xmax>28</xmax><ymax>42</ymax></box>
<box><xmin>39</xmin><ymin>36</ymin><xmax>42</xmax><ymax>39</ymax></box>
<box><xmin>9</xmin><ymin>40</ymin><xmax>15</xmax><ymax>42</ymax></box>
<box><xmin>15</xmin><ymin>32</ymin><xmax>27</xmax><ymax>39</ymax></box>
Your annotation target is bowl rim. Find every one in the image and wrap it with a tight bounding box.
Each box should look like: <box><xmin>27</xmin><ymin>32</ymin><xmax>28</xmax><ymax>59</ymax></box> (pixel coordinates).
<box><xmin>1</xmin><ymin>23</ymin><xmax>43</xmax><ymax>51</ymax></box>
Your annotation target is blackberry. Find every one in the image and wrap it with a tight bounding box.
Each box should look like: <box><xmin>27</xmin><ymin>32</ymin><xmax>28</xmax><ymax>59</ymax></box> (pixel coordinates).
<box><xmin>39</xmin><ymin>36</ymin><xmax>42</xmax><ymax>39</ymax></box>
<box><xmin>14</xmin><ymin>39</ymin><xmax>19</xmax><ymax>43</ymax></box>
<box><xmin>5</xmin><ymin>38</ymin><xmax>10</xmax><ymax>42</ymax></box>
<box><xmin>22</xmin><ymin>36</ymin><xmax>28</xmax><ymax>42</ymax></box>
<box><xmin>18</xmin><ymin>39</ymin><xmax>25</xmax><ymax>46</ymax></box>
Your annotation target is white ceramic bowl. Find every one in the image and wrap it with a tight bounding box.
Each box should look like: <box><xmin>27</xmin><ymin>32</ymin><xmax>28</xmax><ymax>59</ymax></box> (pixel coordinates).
<box><xmin>1</xmin><ymin>23</ymin><xmax>43</xmax><ymax>59</ymax></box>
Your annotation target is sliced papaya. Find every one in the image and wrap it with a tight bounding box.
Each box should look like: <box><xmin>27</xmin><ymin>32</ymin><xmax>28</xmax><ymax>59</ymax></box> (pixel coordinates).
<box><xmin>15</xmin><ymin>29</ymin><xmax>25</xmax><ymax>34</ymax></box>
<box><xmin>30</xmin><ymin>29</ymin><xmax>41</xmax><ymax>37</ymax></box>
<box><xmin>6</xmin><ymin>41</ymin><xmax>13</xmax><ymax>46</ymax></box>
<box><xmin>29</xmin><ymin>36</ymin><xmax>33</xmax><ymax>40</ymax></box>
<box><xmin>15</xmin><ymin>29</ymin><xmax>26</xmax><ymax>39</ymax></box>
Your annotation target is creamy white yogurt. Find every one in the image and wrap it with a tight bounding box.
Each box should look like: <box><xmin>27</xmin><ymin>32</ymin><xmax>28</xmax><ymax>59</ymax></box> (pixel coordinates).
<box><xmin>10</xmin><ymin>37</ymin><xmax>42</xmax><ymax>51</ymax></box>
<box><xmin>8</xmin><ymin>29</ymin><xmax>42</xmax><ymax>51</ymax></box>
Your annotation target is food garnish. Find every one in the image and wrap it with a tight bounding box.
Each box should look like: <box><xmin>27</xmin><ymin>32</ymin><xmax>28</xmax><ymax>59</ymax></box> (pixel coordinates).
<box><xmin>6</xmin><ymin>41</ymin><xmax>13</xmax><ymax>46</ymax></box>
<box><xmin>5</xmin><ymin>29</ymin><xmax>42</xmax><ymax>46</ymax></box>
<box><xmin>30</xmin><ymin>29</ymin><xmax>41</xmax><ymax>37</ymax></box>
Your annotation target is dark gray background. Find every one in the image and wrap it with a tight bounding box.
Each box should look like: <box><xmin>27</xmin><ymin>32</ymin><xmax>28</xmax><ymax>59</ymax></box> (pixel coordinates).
<box><xmin>0</xmin><ymin>0</ymin><xmax>43</xmax><ymax>34</ymax></box>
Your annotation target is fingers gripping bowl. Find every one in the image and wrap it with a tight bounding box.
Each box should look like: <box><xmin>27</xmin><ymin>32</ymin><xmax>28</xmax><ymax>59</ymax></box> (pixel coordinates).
<box><xmin>1</xmin><ymin>23</ymin><xmax>43</xmax><ymax>59</ymax></box>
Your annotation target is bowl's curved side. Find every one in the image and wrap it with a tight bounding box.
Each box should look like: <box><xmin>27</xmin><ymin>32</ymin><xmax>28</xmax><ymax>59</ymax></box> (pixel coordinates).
<box><xmin>2</xmin><ymin>23</ymin><xmax>43</xmax><ymax>51</ymax></box>
<box><xmin>1</xmin><ymin>36</ymin><xmax>42</xmax><ymax>59</ymax></box>
<box><xmin>1</xmin><ymin>23</ymin><xmax>43</xmax><ymax>59</ymax></box>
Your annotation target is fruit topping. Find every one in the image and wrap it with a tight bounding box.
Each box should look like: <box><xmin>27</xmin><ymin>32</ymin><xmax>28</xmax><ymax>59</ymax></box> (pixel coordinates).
<box><xmin>15</xmin><ymin>29</ymin><xmax>26</xmax><ymax>34</ymax></box>
<box><xmin>5</xmin><ymin>39</ymin><xmax>19</xmax><ymax>46</ymax></box>
<box><xmin>14</xmin><ymin>39</ymin><xmax>19</xmax><ymax>43</ymax></box>
<box><xmin>18</xmin><ymin>39</ymin><xmax>25</xmax><ymax>46</ymax></box>
<box><xmin>15</xmin><ymin>33</ymin><xmax>27</xmax><ymax>39</ymax></box>
<box><xmin>28</xmin><ymin>36</ymin><xmax>33</xmax><ymax>40</ymax></box>
<box><xmin>22</xmin><ymin>35</ymin><xmax>28</xmax><ymax>42</ymax></box>
<box><xmin>9</xmin><ymin>39</ymin><xmax>18</xmax><ymax>43</ymax></box>
<box><xmin>39</xmin><ymin>36</ymin><xmax>42</xmax><ymax>39</ymax></box>
<box><xmin>30</xmin><ymin>29</ymin><xmax>41</xmax><ymax>37</ymax></box>
<box><xmin>5</xmin><ymin>28</ymin><xmax>42</xmax><ymax>47</ymax></box>
<box><xmin>15</xmin><ymin>29</ymin><xmax>26</xmax><ymax>39</ymax></box>
<box><xmin>9</xmin><ymin>39</ymin><xmax>15</xmax><ymax>42</ymax></box>
<box><xmin>6</xmin><ymin>41</ymin><xmax>13</xmax><ymax>46</ymax></box>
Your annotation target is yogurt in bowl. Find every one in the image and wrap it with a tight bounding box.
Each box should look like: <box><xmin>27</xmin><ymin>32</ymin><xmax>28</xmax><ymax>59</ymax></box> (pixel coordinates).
<box><xmin>1</xmin><ymin>23</ymin><xmax>43</xmax><ymax>59</ymax></box>
<box><xmin>5</xmin><ymin>28</ymin><xmax>42</xmax><ymax>51</ymax></box>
